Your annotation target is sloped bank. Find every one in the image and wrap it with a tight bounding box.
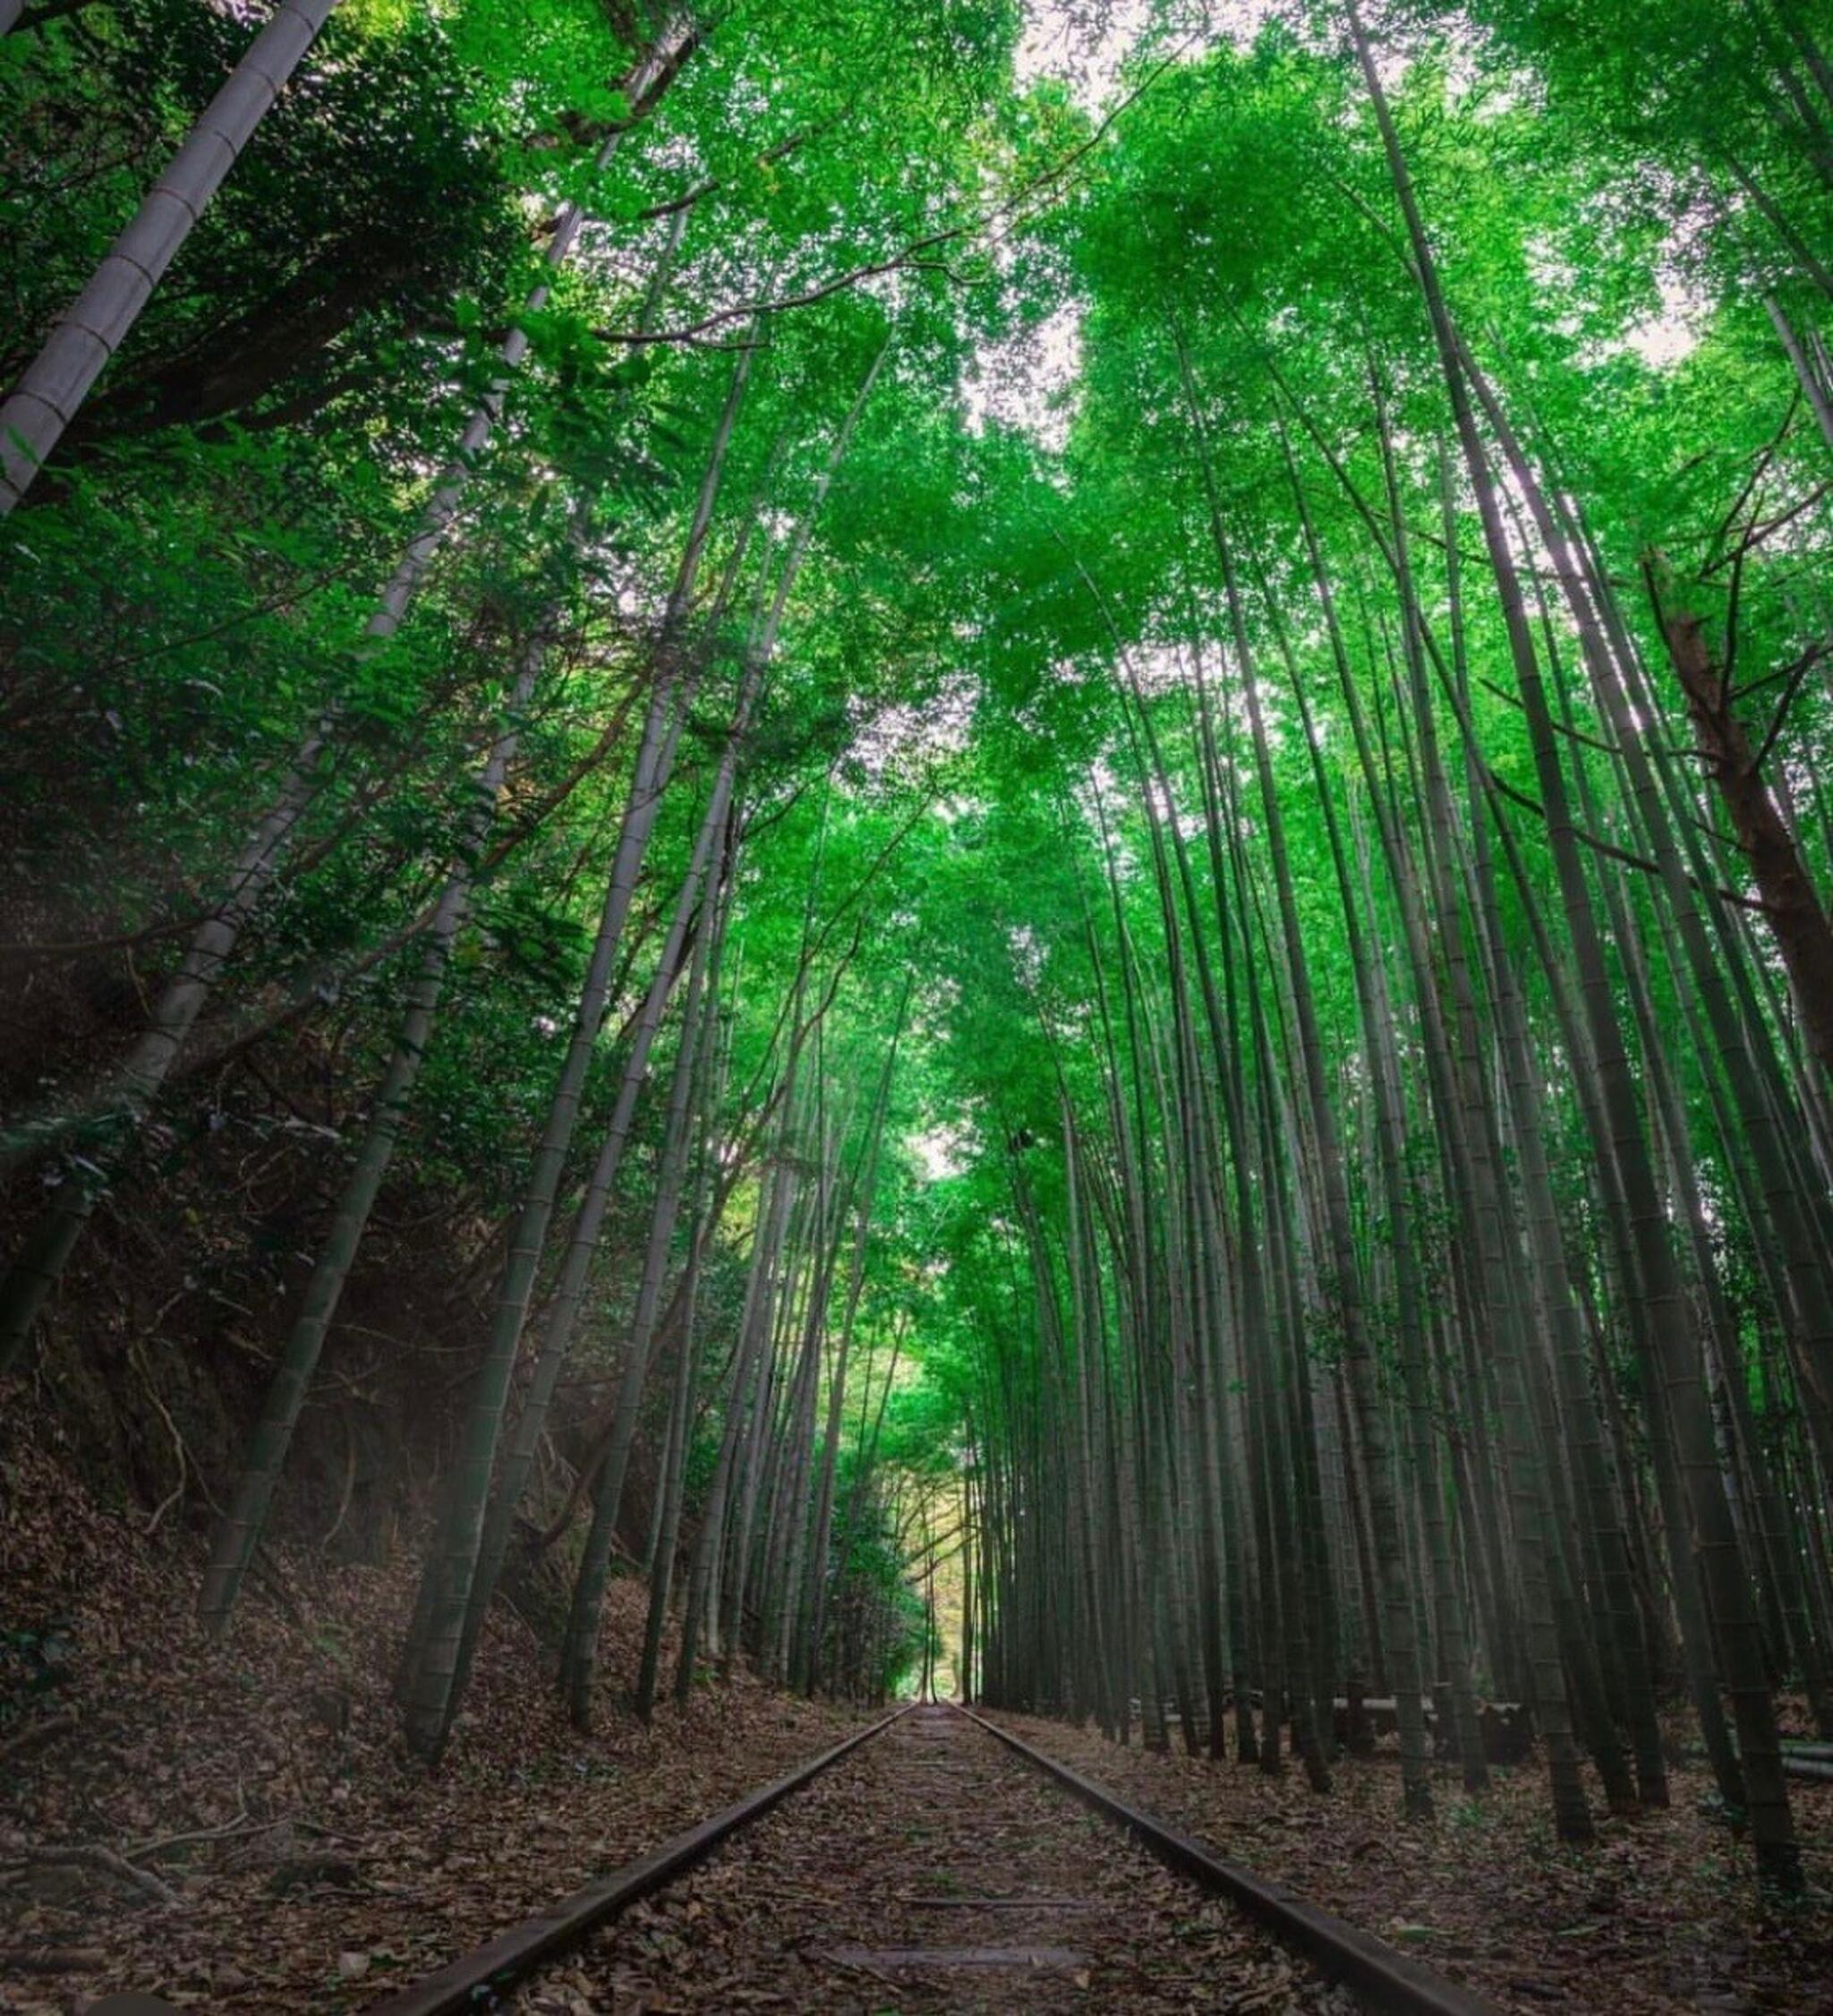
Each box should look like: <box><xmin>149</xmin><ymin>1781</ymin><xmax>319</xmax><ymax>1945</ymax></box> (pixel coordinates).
<box><xmin>0</xmin><ymin>1426</ymin><xmax>870</xmax><ymax>2014</ymax></box>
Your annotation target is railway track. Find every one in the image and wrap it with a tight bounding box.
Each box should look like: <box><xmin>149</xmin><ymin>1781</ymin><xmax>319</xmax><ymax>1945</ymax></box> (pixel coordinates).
<box><xmin>364</xmin><ymin>1703</ymin><xmax>1503</xmax><ymax>2015</ymax></box>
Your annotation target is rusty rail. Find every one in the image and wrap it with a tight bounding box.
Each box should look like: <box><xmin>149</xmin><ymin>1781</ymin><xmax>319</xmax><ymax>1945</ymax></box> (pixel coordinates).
<box><xmin>362</xmin><ymin>1704</ymin><xmax>909</xmax><ymax>2016</ymax></box>
<box><xmin>958</xmin><ymin>1704</ymin><xmax>1506</xmax><ymax>2016</ymax></box>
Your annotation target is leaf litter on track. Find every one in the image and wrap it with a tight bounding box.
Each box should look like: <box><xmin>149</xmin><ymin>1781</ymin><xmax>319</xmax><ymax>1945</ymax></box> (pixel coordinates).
<box><xmin>515</xmin><ymin>1705</ymin><xmax>1363</xmax><ymax>2013</ymax></box>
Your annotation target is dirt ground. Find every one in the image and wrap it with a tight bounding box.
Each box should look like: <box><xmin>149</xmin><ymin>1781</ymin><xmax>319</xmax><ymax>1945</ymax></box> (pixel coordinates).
<box><xmin>983</xmin><ymin>1706</ymin><xmax>1833</xmax><ymax>2015</ymax></box>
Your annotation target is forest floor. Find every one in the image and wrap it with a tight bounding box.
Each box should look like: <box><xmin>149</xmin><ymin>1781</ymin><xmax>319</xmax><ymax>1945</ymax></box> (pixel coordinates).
<box><xmin>7</xmin><ymin>1413</ymin><xmax>1831</xmax><ymax>2016</ymax></box>
<box><xmin>0</xmin><ymin>1423</ymin><xmax>871</xmax><ymax>2015</ymax></box>
<box><xmin>986</xmin><ymin>1707</ymin><xmax>1833</xmax><ymax>2016</ymax></box>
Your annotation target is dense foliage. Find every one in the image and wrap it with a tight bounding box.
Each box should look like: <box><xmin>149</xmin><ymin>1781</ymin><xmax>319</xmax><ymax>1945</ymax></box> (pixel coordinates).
<box><xmin>5</xmin><ymin>0</ymin><xmax>1833</xmax><ymax>1900</ymax></box>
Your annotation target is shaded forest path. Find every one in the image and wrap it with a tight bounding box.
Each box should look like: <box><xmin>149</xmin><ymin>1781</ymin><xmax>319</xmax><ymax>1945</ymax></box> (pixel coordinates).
<box><xmin>511</xmin><ymin>1705</ymin><xmax>1363</xmax><ymax>2012</ymax></box>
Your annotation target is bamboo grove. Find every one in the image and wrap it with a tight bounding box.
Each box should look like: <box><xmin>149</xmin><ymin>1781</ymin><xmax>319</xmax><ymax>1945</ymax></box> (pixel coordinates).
<box><xmin>5</xmin><ymin>0</ymin><xmax>1833</xmax><ymax>1904</ymax></box>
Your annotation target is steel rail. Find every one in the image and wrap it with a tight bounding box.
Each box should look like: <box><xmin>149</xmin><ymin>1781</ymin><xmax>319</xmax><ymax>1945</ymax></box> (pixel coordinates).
<box><xmin>361</xmin><ymin>1703</ymin><xmax>910</xmax><ymax>2016</ymax></box>
<box><xmin>958</xmin><ymin>1704</ymin><xmax>1507</xmax><ymax>2016</ymax></box>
